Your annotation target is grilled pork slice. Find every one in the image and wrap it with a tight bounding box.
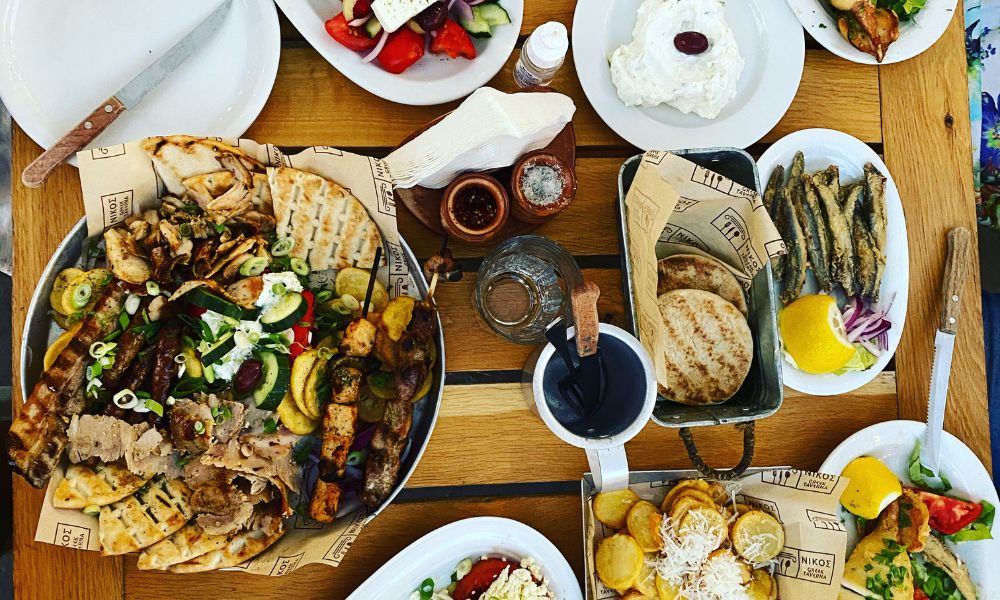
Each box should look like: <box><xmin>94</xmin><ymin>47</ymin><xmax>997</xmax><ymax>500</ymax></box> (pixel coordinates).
<box><xmin>360</xmin><ymin>394</ymin><xmax>413</xmax><ymax>508</ymax></box>
<box><xmin>184</xmin><ymin>463</ymin><xmax>254</xmax><ymax>536</ymax></box>
<box><xmin>340</xmin><ymin>318</ymin><xmax>377</xmax><ymax>357</ymax></box>
<box><xmin>102</xmin><ymin>296</ymin><xmax>153</xmax><ymax>388</ymax></box>
<box><xmin>319</xmin><ymin>403</ymin><xmax>357</xmax><ymax>479</ymax></box>
<box><xmin>308</xmin><ymin>480</ymin><xmax>342</xmax><ymax>523</ymax></box>
<box><xmin>330</xmin><ymin>364</ymin><xmax>363</xmax><ymax>405</ymax></box>
<box><xmin>8</xmin><ymin>281</ymin><xmax>129</xmax><ymax>488</ymax></box>
<box><xmin>200</xmin><ymin>431</ymin><xmax>302</xmax><ymax>493</ymax></box>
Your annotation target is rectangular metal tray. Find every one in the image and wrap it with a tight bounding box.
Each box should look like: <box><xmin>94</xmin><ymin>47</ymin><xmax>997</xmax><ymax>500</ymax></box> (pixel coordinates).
<box><xmin>616</xmin><ymin>149</ymin><xmax>783</xmax><ymax>429</ymax></box>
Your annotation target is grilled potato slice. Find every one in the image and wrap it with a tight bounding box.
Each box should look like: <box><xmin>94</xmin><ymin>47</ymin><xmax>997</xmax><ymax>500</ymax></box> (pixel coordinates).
<box><xmin>49</xmin><ymin>268</ymin><xmax>85</xmax><ymax>315</ymax></box>
<box><xmin>626</xmin><ymin>500</ymin><xmax>664</xmax><ymax>552</ymax></box>
<box><xmin>668</xmin><ymin>496</ymin><xmax>709</xmax><ymax>526</ymax></box>
<box><xmin>634</xmin><ymin>558</ymin><xmax>658</xmax><ymax>597</ymax></box>
<box><xmin>678</xmin><ymin>506</ymin><xmax>728</xmax><ymax>549</ymax></box>
<box><xmin>670</xmin><ymin>488</ymin><xmax>718</xmax><ymax>512</ymax></box>
<box><xmin>303</xmin><ymin>355</ymin><xmax>330</xmax><ymax>417</ymax></box>
<box><xmin>621</xmin><ymin>591</ymin><xmax>656</xmax><ymax>600</ymax></box>
<box><xmin>290</xmin><ymin>348</ymin><xmax>321</xmax><ymax>419</ymax></box>
<box><xmin>748</xmin><ymin>569</ymin><xmax>775</xmax><ymax>600</ymax></box>
<box><xmin>379</xmin><ymin>296</ymin><xmax>416</xmax><ymax>342</ymax></box>
<box><xmin>731</xmin><ymin>511</ymin><xmax>784</xmax><ymax>563</ymax></box>
<box><xmin>277</xmin><ymin>392</ymin><xmax>319</xmax><ymax>435</ymax></box>
<box><xmin>335</xmin><ymin>267</ymin><xmax>389</xmax><ymax>313</ymax></box>
<box><xmin>660</xmin><ymin>479</ymin><xmax>713</xmax><ymax>512</ymax></box>
<box><xmin>593</xmin><ymin>488</ymin><xmax>642</xmax><ymax>529</ymax></box>
<box><xmin>655</xmin><ymin>574</ymin><xmax>682</xmax><ymax>600</ymax></box>
<box><xmin>596</xmin><ymin>533</ymin><xmax>644</xmax><ymax>591</ymax></box>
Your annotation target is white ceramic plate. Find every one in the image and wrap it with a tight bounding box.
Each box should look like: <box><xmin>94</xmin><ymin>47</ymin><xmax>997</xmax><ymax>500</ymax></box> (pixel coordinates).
<box><xmin>757</xmin><ymin>128</ymin><xmax>909</xmax><ymax>396</ymax></box>
<box><xmin>345</xmin><ymin>517</ymin><xmax>582</xmax><ymax>599</ymax></box>
<box><xmin>785</xmin><ymin>0</ymin><xmax>958</xmax><ymax>65</ymax></box>
<box><xmin>275</xmin><ymin>0</ymin><xmax>522</xmax><ymax>106</ymax></box>
<box><xmin>571</xmin><ymin>0</ymin><xmax>804</xmax><ymax>151</ymax></box>
<box><xmin>820</xmin><ymin>420</ymin><xmax>1000</xmax><ymax>596</ymax></box>
<box><xmin>0</xmin><ymin>0</ymin><xmax>279</xmax><ymax>165</ymax></box>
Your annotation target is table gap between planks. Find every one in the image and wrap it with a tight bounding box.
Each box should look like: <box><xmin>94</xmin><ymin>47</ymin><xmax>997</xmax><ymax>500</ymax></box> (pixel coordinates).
<box><xmin>9</xmin><ymin>4</ymin><xmax>990</xmax><ymax>599</ymax></box>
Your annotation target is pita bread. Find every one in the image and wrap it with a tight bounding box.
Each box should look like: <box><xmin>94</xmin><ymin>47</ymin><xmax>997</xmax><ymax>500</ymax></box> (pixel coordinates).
<box><xmin>99</xmin><ymin>477</ymin><xmax>192</xmax><ymax>556</ymax></box>
<box><xmin>168</xmin><ymin>519</ymin><xmax>284</xmax><ymax>573</ymax></box>
<box><xmin>143</xmin><ymin>136</ymin><xmax>265</xmax><ymax>196</ymax></box>
<box><xmin>269</xmin><ymin>166</ymin><xmax>384</xmax><ymax>271</ymax></box>
<box><xmin>656</xmin><ymin>253</ymin><xmax>747</xmax><ymax>316</ymax></box>
<box><xmin>656</xmin><ymin>290</ymin><xmax>752</xmax><ymax>405</ymax></box>
<box><xmin>137</xmin><ymin>523</ymin><xmax>232</xmax><ymax>571</ymax></box>
<box><xmin>52</xmin><ymin>462</ymin><xmax>151</xmax><ymax>509</ymax></box>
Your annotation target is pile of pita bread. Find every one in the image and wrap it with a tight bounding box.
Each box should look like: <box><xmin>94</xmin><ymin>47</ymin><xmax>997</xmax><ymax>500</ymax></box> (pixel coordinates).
<box><xmin>654</xmin><ymin>253</ymin><xmax>753</xmax><ymax>406</ymax></box>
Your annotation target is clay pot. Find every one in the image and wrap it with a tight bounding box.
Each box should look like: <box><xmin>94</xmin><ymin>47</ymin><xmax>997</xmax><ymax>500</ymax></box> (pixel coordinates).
<box><xmin>509</xmin><ymin>151</ymin><xmax>576</xmax><ymax>224</ymax></box>
<box><xmin>439</xmin><ymin>173</ymin><xmax>510</xmax><ymax>244</ymax></box>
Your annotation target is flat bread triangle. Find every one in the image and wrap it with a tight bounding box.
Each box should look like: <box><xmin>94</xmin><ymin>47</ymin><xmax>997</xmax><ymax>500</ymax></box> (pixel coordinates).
<box><xmin>137</xmin><ymin>523</ymin><xmax>231</xmax><ymax>571</ymax></box>
<box><xmin>99</xmin><ymin>477</ymin><xmax>193</xmax><ymax>556</ymax></box>
<box><xmin>267</xmin><ymin>166</ymin><xmax>384</xmax><ymax>270</ymax></box>
<box><xmin>53</xmin><ymin>462</ymin><xmax>152</xmax><ymax>509</ymax></box>
<box><xmin>167</xmin><ymin>519</ymin><xmax>284</xmax><ymax>573</ymax></box>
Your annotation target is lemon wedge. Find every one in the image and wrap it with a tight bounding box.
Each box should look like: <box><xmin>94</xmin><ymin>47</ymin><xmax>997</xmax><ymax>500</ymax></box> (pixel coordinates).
<box><xmin>779</xmin><ymin>295</ymin><xmax>857</xmax><ymax>374</ymax></box>
<box><xmin>839</xmin><ymin>456</ymin><xmax>902</xmax><ymax>520</ymax></box>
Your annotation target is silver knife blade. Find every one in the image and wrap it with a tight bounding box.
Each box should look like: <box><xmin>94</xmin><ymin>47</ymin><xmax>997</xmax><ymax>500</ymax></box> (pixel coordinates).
<box><xmin>114</xmin><ymin>0</ymin><xmax>233</xmax><ymax>109</ymax></box>
<box><xmin>921</xmin><ymin>329</ymin><xmax>956</xmax><ymax>474</ymax></box>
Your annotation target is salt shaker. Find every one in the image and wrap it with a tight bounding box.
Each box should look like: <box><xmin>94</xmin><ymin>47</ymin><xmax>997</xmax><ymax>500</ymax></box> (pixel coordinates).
<box><xmin>513</xmin><ymin>22</ymin><xmax>569</xmax><ymax>88</ymax></box>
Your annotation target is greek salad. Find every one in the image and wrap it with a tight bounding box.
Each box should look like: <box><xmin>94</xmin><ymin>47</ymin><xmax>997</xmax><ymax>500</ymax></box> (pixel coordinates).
<box><xmin>411</xmin><ymin>556</ymin><xmax>554</xmax><ymax>600</ymax></box>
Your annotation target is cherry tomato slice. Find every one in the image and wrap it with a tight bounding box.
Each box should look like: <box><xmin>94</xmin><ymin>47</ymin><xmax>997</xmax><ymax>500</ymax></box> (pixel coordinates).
<box><xmin>914</xmin><ymin>489</ymin><xmax>984</xmax><ymax>535</ymax></box>
<box><xmin>914</xmin><ymin>589</ymin><xmax>931</xmax><ymax>600</ymax></box>
<box><xmin>430</xmin><ymin>19</ymin><xmax>476</xmax><ymax>60</ymax></box>
<box><xmin>452</xmin><ymin>558</ymin><xmax>516</xmax><ymax>600</ymax></box>
<box><xmin>289</xmin><ymin>290</ymin><xmax>315</xmax><ymax>360</ymax></box>
<box><xmin>325</xmin><ymin>13</ymin><xmax>378</xmax><ymax>52</ymax></box>
<box><xmin>378</xmin><ymin>28</ymin><xmax>425</xmax><ymax>74</ymax></box>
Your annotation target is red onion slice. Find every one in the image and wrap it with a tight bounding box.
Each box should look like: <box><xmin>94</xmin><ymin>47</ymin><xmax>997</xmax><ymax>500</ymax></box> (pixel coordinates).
<box><xmin>362</xmin><ymin>29</ymin><xmax>389</xmax><ymax>63</ymax></box>
<box><xmin>452</xmin><ymin>0</ymin><xmax>473</xmax><ymax>23</ymax></box>
<box><xmin>467</xmin><ymin>0</ymin><xmax>490</xmax><ymax>5</ymax></box>
<box><xmin>349</xmin><ymin>14</ymin><xmax>372</xmax><ymax>27</ymax></box>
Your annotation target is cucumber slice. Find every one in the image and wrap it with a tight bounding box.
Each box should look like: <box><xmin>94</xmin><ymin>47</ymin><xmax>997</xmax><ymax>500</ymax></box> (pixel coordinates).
<box><xmin>343</xmin><ymin>0</ymin><xmax>360</xmax><ymax>21</ymax></box>
<box><xmin>458</xmin><ymin>10</ymin><xmax>491</xmax><ymax>39</ymax></box>
<box><xmin>259</xmin><ymin>292</ymin><xmax>307</xmax><ymax>332</ymax></box>
<box><xmin>253</xmin><ymin>351</ymin><xmax>290</xmax><ymax>410</ymax></box>
<box><xmin>364</xmin><ymin>17</ymin><xmax>383</xmax><ymax>38</ymax></box>
<box><xmin>187</xmin><ymin>287</ymin><xmax>243</xmax><ymax>320</ymax></box>
<box><xmin>476</xmin><ymin>3</ymin><xmax>511</xmax><ymax>27</ymax></box>
<box><xmin>201</xmin><ymin>331</ymin><xmax>236</xmax><ymax>365</ymax></box>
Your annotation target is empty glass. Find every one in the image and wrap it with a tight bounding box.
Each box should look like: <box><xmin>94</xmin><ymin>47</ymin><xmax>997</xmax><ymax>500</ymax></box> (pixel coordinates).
<box><xmin>474</xmin><ymin>235</ymin><xmax>582</xmax><ymax>344</ymax></box>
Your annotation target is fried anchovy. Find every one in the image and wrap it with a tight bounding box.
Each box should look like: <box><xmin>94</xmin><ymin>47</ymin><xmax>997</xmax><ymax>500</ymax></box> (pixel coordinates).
<box><xmin>853</xmin><ymin>218</ymin><xmax>880</xmax><ymax>301</ymax></box>
<box><xmin>764</xmin><ymin>165</ymin><xmax>787</xmax><ymax>280</ymax></box>
<box><xmin>863</xmin><ymin>163</ymin><xmax>888</xmax><ymax>251</ymax></box>
<box><xmin>778</xmin><ymin>186</ymin><xmax>808</xmax><ymax>304</ymax></box>
<box><xmin>798</xmin><ymin>173</ymin><xmax>834</xmax><ymax>292</ymax></box>
<box><xmin>841</xmin><ymin>182</ymin><xmax>863</xmax><ymax>225</ymax></box>
<box><xmin>810</xmin><ymin>167</ymin><xmax>856</xmax><ymax>296</ymax></box>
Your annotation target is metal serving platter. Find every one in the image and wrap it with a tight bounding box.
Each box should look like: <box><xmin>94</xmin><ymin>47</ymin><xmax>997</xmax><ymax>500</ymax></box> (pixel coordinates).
<box><xmin>616</xmin><ymin>149</ymin><xmax>783</xmax><ymax>429</ymax></box>
<box><xmin>20</xmin><ymin>217</ymin><xmax>444</xmax><ymax>522</ymax></box>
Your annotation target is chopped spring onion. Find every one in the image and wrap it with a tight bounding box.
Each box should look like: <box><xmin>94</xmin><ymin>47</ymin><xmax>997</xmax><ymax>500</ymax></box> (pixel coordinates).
<box><xmin>317</xmin><ymin>346</ymin><xmax>335</xmax><ymax>360</ymax></box>
<box><xmin>315</xmin><ymin>290</ymin><xmax>334</xmax><ymax>303</ymax></box>
<box><xmin>144</xmin><ymin>399</ymin><xmax>164</xmax><ymax>417</ymax></box>
<box><xmin>240</xmin><ymin>256</ymin><xmax>269</xmax><ymax>277</ymax></box>
<box><xmin>71</xmin><ymin>282</ymin><xmax>92</xmax><ymax>309</ymax></box>
<box><xmin>145</xmin><ymin>280</ymin><xmax>161</xmax><ymax>296</ymax></box>
<box><xmin>272</xmin><ymin>282</ymin><xmax>287</xmax><ymax>296</ymax></box>
<box><xmin>86</xmin><ymin>364</ymin><xmax>102</xmax><ymax>380</ymax></box>
<box><xmin>419</xmin><ymin>577</ymin><xmax>435</xmax><ymax>600</ymax></box>
<box><xmin>290</xmin><ymin>257</ymin><xmax>310</xmax><ymax>276</ymax></box>
<box><xmin>454</xmin><ymin>558</ymin><xmax>473</xmax><ymax>580</ymax></box>
<box><xmin>346</xmin><ymin>449</ymin><xmax>367</xmax><ymax>467</ymax></box>
<box><xmin>340</xmin><ymin>293</ymin><xmax>360</xmax><ymax>311</ymax></box>
<box><xmin>174</xmin><ymin>353</ymin><xmax>187</xmax><ymax>364</ymax></box>
<box><xmin>166</xmin><ymin>396</ymin><xmax>177</xmax><ymax>406</ymax></box>
<box><xmin>271</xmin><ymin>237</ymin><xmax>295</xmax><ymax>257</ymax></box>
<box><xmin>89</xmin><ymin>341</ymin><xmax>117</xmax><ymax>359</ymax></box>
<box><xmin>113</xmin><ymin>389</ymin><xmax>139</xmax><ymax>410</ymax></box>
<box><xmin>118</xmin><ymin>312</ymin><xmax>130</xmax><ymax>330</ymax></box>
<box><xmin>98</xmin><ymin>355</ymin><xmax>114</xmax><ymax>368</ymax></box>
<box><xmin>178</xmin><ymin>222</ymin><xmax>193</xmax><ymax>238</ymax></box>
<box><xmin>82</xmin><ymin>505</ymin><xmax>101</xmax><ymax>517</ymax></box>
<box><xmin>263</xmin><ymin>418</ymin><xmax>278</xmax><ymax>434</ymax></box>
<box><xmin>234</xmin><ymin>330</ymin><xmax>252</xmax><ymax>349</ymax></box>
<box><xmin>194</xmin><ymin>421</ymin><xmax>205</xmax><ymax>434</ymax></box>
<box><xmin>329</xmin><ymin>299</ymin><xmax>353</xmax><ymax>315</ymax></box>
<box><xmin>124</xmin><ymin>293</ymin><xmax>141</xmax><ymax>315</ymax></box>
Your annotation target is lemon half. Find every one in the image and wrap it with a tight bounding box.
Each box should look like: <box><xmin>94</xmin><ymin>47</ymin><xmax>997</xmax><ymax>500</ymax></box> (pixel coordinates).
<box><xmin>839</xmin><ymin>456</ymin><xmax>902</xmax><ymax>520</ymax></box>
<box><xmin>779</xmin><ymin>295</ymin><xmax>856</xmax><ymax>374</ymax></box>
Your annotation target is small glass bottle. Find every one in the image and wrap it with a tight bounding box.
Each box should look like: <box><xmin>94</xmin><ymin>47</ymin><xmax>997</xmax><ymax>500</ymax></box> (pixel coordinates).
<box><xmin>513</xmin><ymin>21</ymin><xmax>569</xmax><ymax>88</ymax></box>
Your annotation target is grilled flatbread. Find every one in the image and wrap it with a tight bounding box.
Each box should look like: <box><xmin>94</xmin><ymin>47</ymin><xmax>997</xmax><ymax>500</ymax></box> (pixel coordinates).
<box><xmin>53</xmin><ymin>462</ymin><xmax>151</xmax><ymax>509</ymax></box>
<box><xmin>656</xmin><ymin>253</ymin><xmax>748</xmax><ymax>316</ymax></box>
<box><xmin>99</xmin><ymin>477</ymin><xmax>192</xmax><ymax>556</ymax></box>
<box><xmin>137</xmin><ymin>523</ymin><xmax>232</xmax><ymax>571</ymax></box>
<box><xmin>269</xmin><ymin>166</ymin><xmax>384</xmax><ymax>271</ymax></box>
<box><xmin>168</xmin><ymin>519</ymin><xmax>284</xmax><ymax>573</ymax></box>
<box><xmin>142</xmin><ymin>136</ymin><xmax>264</xmax><ymax>196</ymax></box>
<box><xmin>656</xmin><ymin>289</ymin><xmax>752</xmax><ymax>405</ymax></box>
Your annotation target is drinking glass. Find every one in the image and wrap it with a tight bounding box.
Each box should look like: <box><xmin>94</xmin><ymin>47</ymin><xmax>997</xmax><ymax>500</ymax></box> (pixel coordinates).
<box><xmin>474</xmin><ymin>235</ymin><xmax>582</xmax><ymax>344</ymax></box>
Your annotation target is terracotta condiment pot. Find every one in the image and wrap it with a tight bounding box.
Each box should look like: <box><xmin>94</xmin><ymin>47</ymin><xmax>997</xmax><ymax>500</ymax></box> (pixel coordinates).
<box><xmin>439</xmin><ymin>173</ymin><xmax>510</xmax><ymax>244</ymax></box>
<box><xmin>509</xmin><ymin>151</ymin><xmax>576</xmax><ymax>224</ymax></box>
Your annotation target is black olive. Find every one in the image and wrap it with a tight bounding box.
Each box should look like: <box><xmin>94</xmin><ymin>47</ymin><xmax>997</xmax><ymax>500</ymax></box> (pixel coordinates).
<box><xmin>414</xmin><ymin>1</ymin><xmax>448</xmax><ymax>33</ymax></box>
<box><xmin>674</xmin><ymin>31</ymin><xmax>710</xmax><ymax>55</ymax></box>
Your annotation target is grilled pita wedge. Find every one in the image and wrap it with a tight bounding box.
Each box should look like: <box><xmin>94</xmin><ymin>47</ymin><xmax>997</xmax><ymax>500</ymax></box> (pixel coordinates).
<box><xmin>137</xmin><ymin>523</ymin><xmax>232</xmax><ymax>571</ymax></box>
<box><xmin>142</xmin><ymin>136</ymin><xmax>265</xmax><ymax>196</ymax></box>
<box><xmin>168</xmin><ymin>519</ymin><xmax>284</xmax><ymax>573</ymax></box>
<box><xmin>99</xmin><ymin>477</ymin><xmax>192</xmax><ymax>556</ymax></box>
<box><xmin>269</xmin><ymin>167</ymin><xmax>384</xmax><ymax>271</ymax></box>
<box><xmin>53</xmin><ymin>463</ymin><xmax>151</xmax><ymax>509</ymax></box>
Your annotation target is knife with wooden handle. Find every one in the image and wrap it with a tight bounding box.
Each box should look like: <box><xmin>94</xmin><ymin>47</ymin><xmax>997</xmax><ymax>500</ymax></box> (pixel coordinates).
<box><xmin>21</xmin><ymin>0</ymin><xmax>232</xmax><ymax>188</ymax></box>
<box><xmin>920</xmin><ymin>226</ymin><xmax>972</xmax><ymax>477</ymax></box>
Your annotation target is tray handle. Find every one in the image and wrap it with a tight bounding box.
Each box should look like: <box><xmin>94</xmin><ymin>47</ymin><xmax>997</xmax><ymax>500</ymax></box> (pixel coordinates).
<box><xmin>678</xmin><ymin>423</ymin><xmax>755</xmax><ymax>481</ymax></box>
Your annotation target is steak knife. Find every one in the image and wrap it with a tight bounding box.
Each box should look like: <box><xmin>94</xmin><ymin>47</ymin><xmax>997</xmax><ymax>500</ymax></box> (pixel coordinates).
<box><xmin>21</xmin><ymin>0</ymin><xmax>233</xmax><ymax>188</ymax></box>
<box><xmin>920</xmin><ymin>226</ymin><xmax>972</xmax><ymax>477</ymax></box>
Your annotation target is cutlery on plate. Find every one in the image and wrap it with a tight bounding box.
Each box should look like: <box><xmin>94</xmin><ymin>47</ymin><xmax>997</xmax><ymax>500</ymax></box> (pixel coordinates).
<box><xmin>920</xmin><ymin>226</ymin><xmax>972</xmax><ymax>480</ymax></box>
<box><xmin>20</xmin><ymin>0</ymin><xmax>233</xmax><ymax>188</ymax></box>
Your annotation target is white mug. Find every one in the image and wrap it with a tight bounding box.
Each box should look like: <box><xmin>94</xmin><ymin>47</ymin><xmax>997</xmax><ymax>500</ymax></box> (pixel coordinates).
<box><xmin>526</xmin><ymin>323</ymin><xmax>656</xmax><ymax>491</ymax></box>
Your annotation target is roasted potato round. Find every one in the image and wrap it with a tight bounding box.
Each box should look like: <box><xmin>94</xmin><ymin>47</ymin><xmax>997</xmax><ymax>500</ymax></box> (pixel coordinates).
<box><xmin>655</xmin><ymin>573</ymin><xmax>682</xmax><ymax>600</ymax></box>
<box><xmin>626</xmin><ymin>500</ymin><xmax>664</xmax><ymax>552</ymax></box>
<box><xmin>732</xmin><ymin>510</ymin><xmax>785</xmax><ymax>563</ymax></box>
<box><xmin>596</xmin><ymin>534</ymin><xmax>644</xmax><ymax>591</ymax></box>
<box><xmin>660</xmin><ymin>479</ymin><xmax>713</xmax><ymax>512</ymax></box>
<box><xmin>593</xmin><ymin>488</ymin><xmax>642</xmax><ymax>529</ymax></box>
<box><xmin>634</xmin><ymin>558</ymin><xmax>658</xmax><ymax>597</ymax></box>
<box><xmin>678</xmin><ymin>506</ymin><xmax>728</xmax><ymax>548</ymax></box>
<box><xmin>748</xmin><ymin>568</ymin><xmax>776</xmax><ymax>600</ymax></box>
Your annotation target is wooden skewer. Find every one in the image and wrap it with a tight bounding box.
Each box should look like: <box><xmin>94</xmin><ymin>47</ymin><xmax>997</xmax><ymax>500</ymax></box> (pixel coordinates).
<box><xmin>426</xmin><ymin>235</ymin><xmax>449</xmax><ymax>302</ymax></box>
<box><xmin>362</xmin><ymin>246</ymin><xmax>383</xmax><ymax>318</ymax></box>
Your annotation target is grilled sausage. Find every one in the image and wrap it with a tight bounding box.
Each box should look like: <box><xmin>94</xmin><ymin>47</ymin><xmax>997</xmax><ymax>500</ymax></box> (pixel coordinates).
<box><xmin>359</xmin><ymin>394</ymin><xmax>413</xmax><ymax>508</ymax></box>
<box><xmin>102</xmin><ymin>297</ymin><xmax>153</xmax><ymax>388</ymax></box>
<box><xmin>150</xmin><ymin>321</ymin><xmax>181</xmax><ymax>406</ymax></box>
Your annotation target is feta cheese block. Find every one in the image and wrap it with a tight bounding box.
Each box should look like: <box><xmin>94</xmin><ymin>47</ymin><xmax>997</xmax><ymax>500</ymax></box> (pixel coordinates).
<box><xmin>371</xmin><ymin>0</ymin><xmax>436</xmax><ymax>33</ymax></box>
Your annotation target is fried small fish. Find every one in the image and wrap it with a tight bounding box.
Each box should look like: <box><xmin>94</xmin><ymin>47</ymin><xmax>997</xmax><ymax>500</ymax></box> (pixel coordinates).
<box><xmin>841</xmin><ymin>182</ymin><xmax>864</xmax><ymax>225</ymax></box>
<box><xmin>863</xmin><ymin>163</ymin><xmax>888</xmax><ymax>251</ymax></box>
<box><xmin>778</xmin><ymin>188</ymin><xmax>808</xmax><ymax>304</ymax></box>
<box><xmin>798</xmin><ymin>174</ymin><xmax>834</xmax><ymax>293</ymax></box>
<box><xmin>853</xmin><ymin>219</ymin><xmax>880</xmax><ymax>301</ymax></box>
<box><xmin>810</xmin><ymin>167</ymin><xmax>856</xmax><ymax>296</ymax></box>
<box><xmin>764</xmin><ymin>165</ymin><xmax>784</xmax><ymax>217</ymax></box>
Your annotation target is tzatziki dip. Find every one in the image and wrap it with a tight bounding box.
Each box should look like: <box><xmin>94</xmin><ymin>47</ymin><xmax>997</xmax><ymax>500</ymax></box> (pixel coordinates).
<box><xmin>609</xmin><ymin>0</ymin><xmax>744</xmax><ymax>119</ymax></box>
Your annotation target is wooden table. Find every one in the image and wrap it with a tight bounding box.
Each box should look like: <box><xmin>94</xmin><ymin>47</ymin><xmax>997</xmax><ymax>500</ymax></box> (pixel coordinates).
<box><xmin>10</xmin><ymin>3</ymin><xmax>992</xmax><ymax>599</ymax></box>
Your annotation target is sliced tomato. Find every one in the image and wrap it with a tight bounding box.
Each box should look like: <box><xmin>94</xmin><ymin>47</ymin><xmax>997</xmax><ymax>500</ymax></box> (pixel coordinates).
<box><xmin>289</xmin><ymin>290</ymin><xmax>315</xmax><ymax>360</ymax></box>
<box><xmin>913</xmin><ymin>489</ymin><xmax>984</xmax><ymax>535</ymax></box>
<box><xmin>451</xmin><ymin>558</ymin><xmax>516</xmax><ymax>600</ymax></box>
<box><xmin>187</xmin><ymin>304</ymin><xmax>207</xmax><ymax>317</ymax></box>
<box><xmin>378</xmin><ymin>28</ymin><xmax>425</xmax><ymax>74</ymax></box>
<box><xmin>325</xmin><ymin>13</ymin><xmax>378</xmax><ymax>52</ymax></box>
<box><xmin>914</xmin><ymin>589</ymin><xmax>931</xmax><ymax>600</ymax></box>
<box><xmin>430</xmin><ymin>19</ymin><xmax>476</xmax><ymax>59</ymax></box>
